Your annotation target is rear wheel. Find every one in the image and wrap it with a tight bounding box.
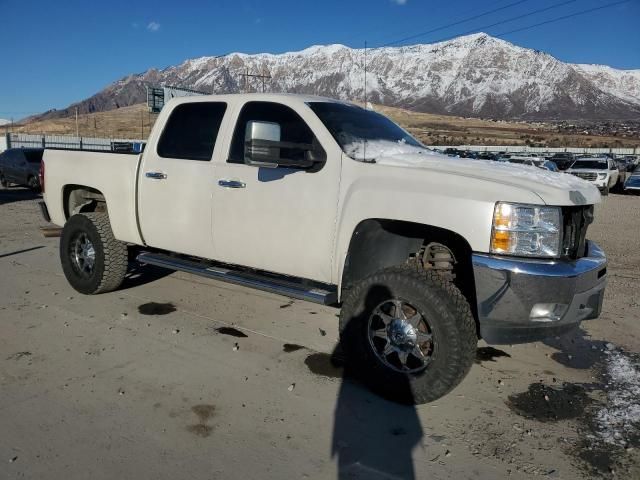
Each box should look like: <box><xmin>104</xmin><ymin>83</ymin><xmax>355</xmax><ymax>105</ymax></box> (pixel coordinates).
<box><xmin>339</xmin><ymin>265</ymin><xmax>477</xmax><ymax>404</ymax></box>
<box><xmin>60</xmin><ymin>213</ymin><xmax>127</xmax><ymax>294</ymax></box>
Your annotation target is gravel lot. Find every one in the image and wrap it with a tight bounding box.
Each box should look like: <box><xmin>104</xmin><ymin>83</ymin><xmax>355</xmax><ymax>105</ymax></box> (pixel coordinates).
<box><xmin>1</xmin><ymin>188</ymin><xmax>639</xmax><ymax>479</ymax></box>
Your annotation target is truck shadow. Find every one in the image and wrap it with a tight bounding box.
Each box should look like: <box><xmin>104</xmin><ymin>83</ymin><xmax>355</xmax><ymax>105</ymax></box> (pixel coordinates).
<box><xmin>0</xmin><ymin>187</ymin><xmax>41</xmax><ymax>206</ymax></box>
<box><xmin>120</xmin><ymin>263</ymin><xmax>174</xmax><ymax>290</ymax></box>
<box><xmin>331</xmin><ymin>284</ymin><xmax>423</xmax><ymax>479</ymax></box>
<box><xmin>542</xmin><ymin>326</ymin><xmax>608</xmax><ymax>369</ymax></box>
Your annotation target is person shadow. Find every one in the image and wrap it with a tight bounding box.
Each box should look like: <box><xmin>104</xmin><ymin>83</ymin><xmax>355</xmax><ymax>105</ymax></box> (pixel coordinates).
<box><xmin>330</xmin><ymin>284</ymin><xmax>423</xmax><ymax>480</ymax></box>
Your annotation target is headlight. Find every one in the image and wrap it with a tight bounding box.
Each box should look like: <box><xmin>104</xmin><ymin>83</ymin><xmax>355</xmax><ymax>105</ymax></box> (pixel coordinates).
<box><xmin>598</xmin><ymin>173</ymin><xmax>607</xmax><ymax>179</ymax></box>
<box><xmin>491</xmin><ymin>202</ymin><xmax>561</xmax><ymax>258</ymax></box>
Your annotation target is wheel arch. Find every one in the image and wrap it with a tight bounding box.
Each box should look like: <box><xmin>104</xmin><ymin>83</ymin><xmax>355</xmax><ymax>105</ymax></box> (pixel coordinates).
<box><xmin>63</xmin><ymin>184</ymin><xmax>108</xmax><ymax>219</ymax></box>
<box><xmin>339</xmin><ymin>218</ymin><xmax>478</xmax><ymax>331</ymax></box>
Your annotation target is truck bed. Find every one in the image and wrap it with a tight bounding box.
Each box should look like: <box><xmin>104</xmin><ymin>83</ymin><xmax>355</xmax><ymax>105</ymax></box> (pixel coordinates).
<box><xmin>42</xmin><ymin>149</ymin><xmax>144</xmax><ymax>245</ymax></box>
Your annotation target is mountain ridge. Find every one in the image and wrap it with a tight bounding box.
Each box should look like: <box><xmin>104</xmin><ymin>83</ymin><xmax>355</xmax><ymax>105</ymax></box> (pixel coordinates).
<box><xmin>34</xmin><ymin>33</ymin><xmax>640</xmax><ymax>122</ymax></box>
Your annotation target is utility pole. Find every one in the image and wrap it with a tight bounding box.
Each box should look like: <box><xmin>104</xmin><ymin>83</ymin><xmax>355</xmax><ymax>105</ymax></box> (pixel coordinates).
<box><xmin>141</xmin><ymin>110</ymin><xmax>144</xmax><ymax>139</ymax></box>
<box><xmin>364</xmin><ymin>41</ymin><xmax>367</xmax><ymax>109</ymax></box>
<box><xmin>75</xmin><ymin>108</ymin><xmax>79</xmax><ymax>137</ymax></box>
<box><xmin>239</xmin><ymin>69</ymin><xmax>272</xmax><ymax>93</ymax></box>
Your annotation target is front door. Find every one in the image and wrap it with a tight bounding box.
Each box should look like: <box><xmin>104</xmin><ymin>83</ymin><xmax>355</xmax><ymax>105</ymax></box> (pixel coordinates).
<box><xmin>211</xmin><ymin>101</ymin><xmax>340</xmax><ymax>283</ymax></box>
<box><xmin>137</xmin><ymin>101</ymin><xmax>228</xmax><ymax>259</ymax></box>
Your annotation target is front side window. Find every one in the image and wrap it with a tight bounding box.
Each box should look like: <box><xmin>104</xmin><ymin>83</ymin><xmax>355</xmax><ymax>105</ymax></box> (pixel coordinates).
<box><xmin>228</xmin><ymin>101</ymin><xmax>319</xmax><ymax>165</ymax></box>
<box><xmin>157</xmin><ymin>102</ymin><xmax>227</xmax><ymax>161</ymax></box>
<box><xmin>308</xmin><ymin>102</ymin><xmax>424</xmax><ymax>161</ymax></box>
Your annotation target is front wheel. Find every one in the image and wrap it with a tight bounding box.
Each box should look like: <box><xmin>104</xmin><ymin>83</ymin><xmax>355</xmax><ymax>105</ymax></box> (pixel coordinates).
<box><xmin>60</xmin><ymin>213</ymin><xmax>128</xmax><ymax>294</ymax></box>
<box><xmin>339</xmin><ymin>266</ymin><xmax>477</xmax><ymax>404</ymax></box>
<box><xmin>27</xmin><ymin>175</ymin><xmax>40</xmax><ymax>192</ymax></box>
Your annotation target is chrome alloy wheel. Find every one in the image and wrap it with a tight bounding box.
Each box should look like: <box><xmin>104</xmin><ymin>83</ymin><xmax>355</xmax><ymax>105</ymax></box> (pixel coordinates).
<box><xmin>367</xmin><ymin>299</ymin><xmax>434</xmax><ymax>373</ymax></box>
<box><xmin>70</xmin><ymin>233</ymin><xmax>96</xmax><ymax>277</ymax></box>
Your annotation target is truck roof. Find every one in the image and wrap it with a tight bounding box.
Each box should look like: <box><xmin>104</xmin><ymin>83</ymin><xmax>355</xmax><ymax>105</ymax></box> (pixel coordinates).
<box><xmin>165</xmin><ymin>92</ymin><xmax>344</xmax><ymax>108</ymax></box>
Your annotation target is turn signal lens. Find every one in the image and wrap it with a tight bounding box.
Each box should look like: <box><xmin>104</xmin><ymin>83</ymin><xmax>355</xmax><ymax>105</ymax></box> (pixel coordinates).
<box><xmin>491</xmin><ymin>230</ymin><xmax>512</xmax><ymax>252</ymax></box>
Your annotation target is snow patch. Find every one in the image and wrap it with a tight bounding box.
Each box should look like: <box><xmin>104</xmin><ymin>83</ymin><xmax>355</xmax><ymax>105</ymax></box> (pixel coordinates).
<box><xmin>343</xmin><ymin>140</ymin><xmax>595</xmax><ymax>191</ymax></box>
<box><xmin>593</xmin><ymin>351</ymin><xmax>640</xmax><ymax>447</ymax></box>
<box><xmin>343</xmin><ymin>139</ymin><xmax>434</xmax><ymax>161</ymax></box>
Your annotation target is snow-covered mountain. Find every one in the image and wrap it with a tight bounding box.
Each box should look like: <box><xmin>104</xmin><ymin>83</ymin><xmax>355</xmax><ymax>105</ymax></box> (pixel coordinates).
<box><xmin>0</xmin><ymin>119</ymin><xmax>10</xmax><ymax>126</ymax></box>
<box><xmin>40</xmin><ymin>33</ymin><xmax>640</xmax><ymax>121</ymax></box>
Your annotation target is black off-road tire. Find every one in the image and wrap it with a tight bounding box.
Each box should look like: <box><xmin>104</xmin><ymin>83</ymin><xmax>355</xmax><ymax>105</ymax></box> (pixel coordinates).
<box><xmin>60</xmin><ymin>213</ymin><xmax>128</xmax><ymax>295</ymax></box>
<box><xmin>339</xmin><ymin>265</ymin><xmax>477</xmax><ymax>404</ymax></box>
<box><xmin>602</xmin><ymin>186</ymin><xmax>610</xmax><ymax>196</ymax></box>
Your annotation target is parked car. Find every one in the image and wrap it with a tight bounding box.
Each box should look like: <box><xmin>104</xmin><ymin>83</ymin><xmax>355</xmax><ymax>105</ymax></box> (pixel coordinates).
<box><xmin>443</xmin><ymin>148</ymin><xmax>463</xmax><ymax>158</ymax></box>
<box><xmin>476</xmin><ymin>152</ymin><xmax>499</xmax><ymax>161</ymax></box>
<box><xmin>615</xmin><ymin>157</ymin><xmax>636</xmax><ymax>173</ymax></box>
<box><xmin>565</xmin><ymin>157</ymin><xmax>619</xmax><ymax>195</ymax></box>
<box><xmin>623</xmin><ymin>156</ymin><xmax>638</xmax><ymax>168</ymax></box>
<box><xmin>550</xmin><ymin>152</ymin><xmax>576</xmax><ymax>171</ymax></box>
<box><xmin>40</xmin><ymin>94</ymin><xmax>607</xmax><ymax>404</ymax></box>
<box><xmin>623</xmin><ymin>170</ymin><xmax>640</xmax><ymax>194</ymax></box>
<box><xmin>0</xmin><ymin>148</ymin><xmax>44</xmax><ymax>191</ymax></box>
<box><xmin>540</xmin><ymin>160</ymin><xmax>559</xmax><ymax>172</ymax></box>
<box><xmin>507</xmin><ymin>157</ymin><xmax>558</xmax><ymax>172</ymax></box>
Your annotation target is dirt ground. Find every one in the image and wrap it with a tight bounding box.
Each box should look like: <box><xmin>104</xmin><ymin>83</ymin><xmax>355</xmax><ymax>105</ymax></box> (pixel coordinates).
<box><xmin>1</xmin><ymin>188</ymin><xmax>639</xmax><ymax>479</ymax></box>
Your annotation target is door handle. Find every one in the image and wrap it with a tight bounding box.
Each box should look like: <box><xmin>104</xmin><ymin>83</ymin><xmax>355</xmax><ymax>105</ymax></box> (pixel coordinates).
<box><xmin>218</xmin><ymin>179</ymin><xmax>246</xmax><ymax>189</ymax></box>
<box><xmin>145</xmin><ymin>172</ymin><xmax>167</xmax><ymax>180</ymax></box>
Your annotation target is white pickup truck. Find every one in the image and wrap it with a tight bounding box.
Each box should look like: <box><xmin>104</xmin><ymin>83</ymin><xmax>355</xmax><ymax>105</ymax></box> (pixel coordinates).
<box><xmin>40</xmin><ymin>94</ymin><xmax>607</xmax><ymax>404</ymax></box>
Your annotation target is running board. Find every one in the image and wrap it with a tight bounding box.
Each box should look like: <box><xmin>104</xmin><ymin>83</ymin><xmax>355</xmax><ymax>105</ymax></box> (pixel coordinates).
<box><xmin>136</xmin><ymin>252</ymin><xmax>338</xmax><ymax>306</ymax></box>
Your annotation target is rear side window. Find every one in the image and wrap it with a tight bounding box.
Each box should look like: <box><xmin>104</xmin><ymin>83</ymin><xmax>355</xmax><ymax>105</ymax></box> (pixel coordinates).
<box><xmin>24</xmin><ymin>150</ymin><xmax>44</xmax><ymax>163</ymax></box>
<box><xmin>157</xmin><ymin>102</ymin><xmax>227</xmax><ymax>161</ymax></box>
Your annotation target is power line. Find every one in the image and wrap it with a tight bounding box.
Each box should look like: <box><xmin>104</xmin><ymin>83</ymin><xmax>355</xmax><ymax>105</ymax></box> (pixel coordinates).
<box><xmin>376</xmin><ymin>0</ymin><xmax>578</xmax><ymax>49</ymax></box>
<box><xmin>494</xmin><ymin>0</ymin><xmax>631</xmax><ymax>37</ymax></box>
<box><xmin>343</xmin><ymin>0</ymin><xmax>527</xmax><ymax>47</ymax></box>
<box><xmin>379</xmin><ymin>0</ymin><xmax>531</xmax><ymax>48</ymax></box>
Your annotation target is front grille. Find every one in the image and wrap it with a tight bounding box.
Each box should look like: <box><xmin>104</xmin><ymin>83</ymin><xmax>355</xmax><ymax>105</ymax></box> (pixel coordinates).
<box><xmin>561</xmin><ymin>205</ymin><xmax>594</xmax><ymax>259</ymax></box>
<box><xmin>571</xmin><ymin>172</ymin><xmax>597</xmax><ymax>181</ymax></box>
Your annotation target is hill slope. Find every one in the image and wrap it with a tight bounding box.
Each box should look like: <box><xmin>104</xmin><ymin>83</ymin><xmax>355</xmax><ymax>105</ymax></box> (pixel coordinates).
<box><xmin>14</xmin><ymin>102</ymin><xmax>639</xmax><ymax>149</ymax></box>
<box><xmin>37</xmin><ymin>33</ymin><xmax>640</xmax><ymax>122</ymax></box>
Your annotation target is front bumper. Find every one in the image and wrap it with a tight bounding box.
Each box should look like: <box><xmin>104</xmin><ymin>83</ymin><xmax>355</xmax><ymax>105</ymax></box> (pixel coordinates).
<box><xmin>472</xmin><ymin>241</ymin><xmax>607</xmax><ymax>344</ymax></box>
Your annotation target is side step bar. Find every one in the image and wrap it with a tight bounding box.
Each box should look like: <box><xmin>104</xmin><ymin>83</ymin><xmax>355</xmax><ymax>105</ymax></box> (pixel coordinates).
<box><xmin>136</xmin><ymin>252</ymin><xmax>338</xmax><ymax>306</ymax></box>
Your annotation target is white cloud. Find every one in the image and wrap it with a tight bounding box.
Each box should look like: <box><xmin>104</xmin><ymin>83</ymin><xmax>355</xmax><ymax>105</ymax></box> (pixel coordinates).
<box><xmin>391</xmin><ymin>0</ymin><xmax>407</xmax><ymax>4</ymax></box>
<box><xmin>147</xmin><ymin>21</ymin><xmax>161</xmax><ymax>32</ymax></box>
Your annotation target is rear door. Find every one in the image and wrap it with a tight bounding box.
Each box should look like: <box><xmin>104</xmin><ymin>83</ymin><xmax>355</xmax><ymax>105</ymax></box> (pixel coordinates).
<box><xmin>137</xmin><ymin>101</ymin><xmax>228</xmax><ymax>259</ymax></box>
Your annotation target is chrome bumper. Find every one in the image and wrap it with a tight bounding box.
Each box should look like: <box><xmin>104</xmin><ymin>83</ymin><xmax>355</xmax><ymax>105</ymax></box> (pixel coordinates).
<box><xmin>472</xmin><ymin>241</ymin><xmax>607</xmax><ymax>344</ymax></box>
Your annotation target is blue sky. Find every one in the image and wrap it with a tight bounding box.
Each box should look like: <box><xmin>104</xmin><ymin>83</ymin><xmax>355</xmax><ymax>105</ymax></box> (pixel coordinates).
<box><xmin>0</xmin><ymin>0</ymin><xmax>638</xmax><ymax>119</ymax></box>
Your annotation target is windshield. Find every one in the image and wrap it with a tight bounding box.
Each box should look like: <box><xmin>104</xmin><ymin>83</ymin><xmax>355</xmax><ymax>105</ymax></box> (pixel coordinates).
<box><xmin>308</xmin><ymin>102</ymin><xmax>424</xmax><ymax>161</ymax></box>
<box><xmin>572</xmin><ymin>159</ymin><xmax>607</xmax><ymax>169</ymax></box>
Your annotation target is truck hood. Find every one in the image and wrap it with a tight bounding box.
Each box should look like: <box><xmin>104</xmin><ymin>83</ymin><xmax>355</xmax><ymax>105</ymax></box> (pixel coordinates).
<box><xmin>351</xmin><ymin>142</ymin><xmax>601</xmax><ymax>206</ymax></box>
